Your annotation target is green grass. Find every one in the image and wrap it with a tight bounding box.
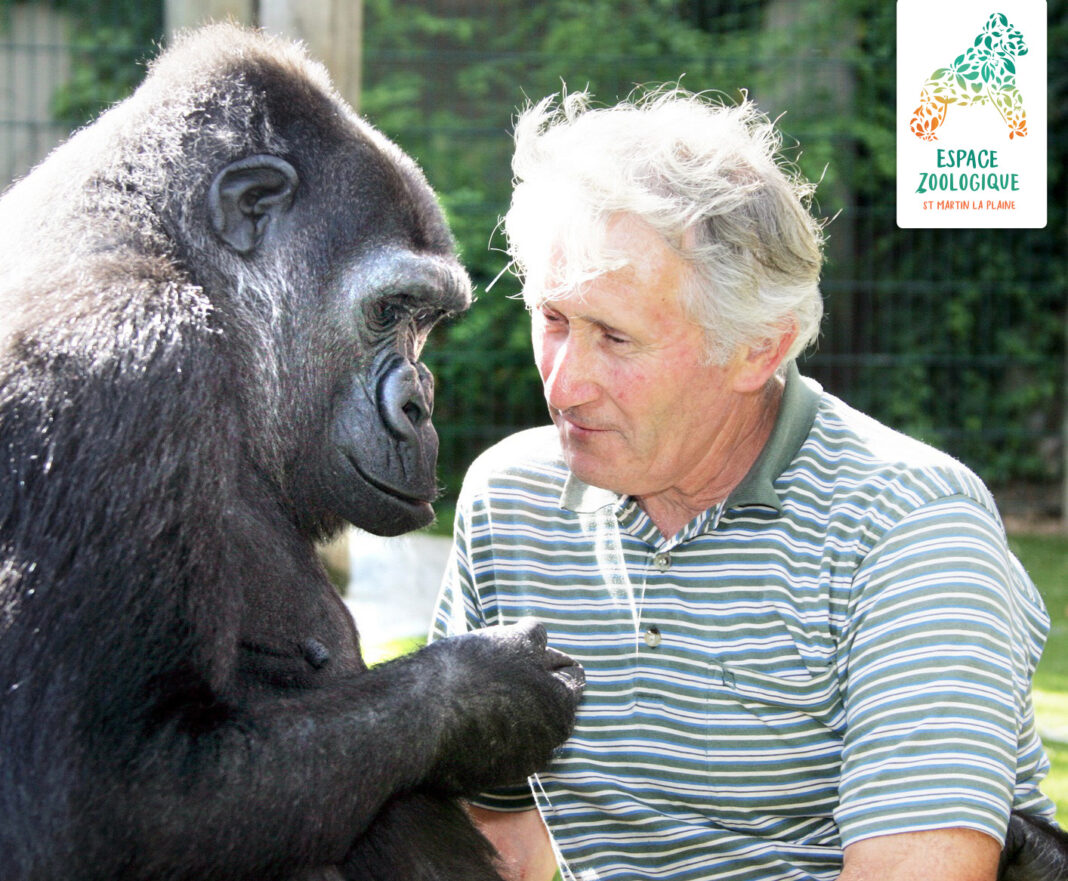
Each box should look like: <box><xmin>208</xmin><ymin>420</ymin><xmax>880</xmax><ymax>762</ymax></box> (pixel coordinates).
<box><xmin>1010</xmin><ymin>531</ymin><xmax>1068</xmax><ymax>820</ymax></box>
<box><xmin>363</xmin><ymin>635</ymin><xmax>426</xmax><ymax>667</ymax></box>
<box><xmin>1014</xmin><ymin>534</ymin><xmax>1068</xmax><ymax>694</ymax></box>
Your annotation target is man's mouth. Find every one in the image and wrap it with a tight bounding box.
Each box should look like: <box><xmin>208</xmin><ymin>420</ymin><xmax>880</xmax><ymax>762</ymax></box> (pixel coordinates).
<box><xmin>555</xmin><ymin>410</ymin><xmax>610</xmax><ymax>435</ymax></box>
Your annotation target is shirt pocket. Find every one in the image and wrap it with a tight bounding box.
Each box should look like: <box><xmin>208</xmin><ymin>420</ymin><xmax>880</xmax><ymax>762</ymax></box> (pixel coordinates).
<box><xmin>713</xmin><ymin>659</ymin><xmax>845</xmax><ymax>733</ymax></box>
<box><xmin>696</xmin><ymin>660</ymin><xmax>845</xmax><ymax>817</ymax></box>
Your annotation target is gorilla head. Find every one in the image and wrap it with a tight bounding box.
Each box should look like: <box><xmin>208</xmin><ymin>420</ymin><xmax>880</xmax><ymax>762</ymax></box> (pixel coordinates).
<box><xmin>130</xmin><ymin>27</ymin><xmax>470</xmax><ymax>538</ymax></box>
<box><xmin>0</xmin><ymin>24</ymin><xmax>582</xmax><ymax>881</ymax></box>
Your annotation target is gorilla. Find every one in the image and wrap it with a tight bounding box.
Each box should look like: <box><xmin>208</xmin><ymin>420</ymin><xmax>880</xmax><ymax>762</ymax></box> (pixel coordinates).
<box><xmin>0</xmin><ymin>24</ymin><xmax>582</xmax><ymax>881</ymax></box>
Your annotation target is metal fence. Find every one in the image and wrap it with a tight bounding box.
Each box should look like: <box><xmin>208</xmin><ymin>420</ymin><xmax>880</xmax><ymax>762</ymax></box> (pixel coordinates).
<box><xmin>3</xmin><ymin>0</ymin><xmax>1065</xmax><ymax>518</ymax></box>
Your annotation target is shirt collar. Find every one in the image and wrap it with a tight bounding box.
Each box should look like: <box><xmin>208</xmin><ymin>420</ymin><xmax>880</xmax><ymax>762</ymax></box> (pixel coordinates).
<box><xmin>560</xmin><ymin>473</ymin><xmax>619</xmax><ymax>514</ymax></box>
<box><xmin>560</xmin><ymin>361</ymin><xmax>821</xmax><ymax>516</ymax></box>
<box><xmin>724</xmin><ymin>361</ymin><xmax>820</xmax><ymax>512</ymax></box>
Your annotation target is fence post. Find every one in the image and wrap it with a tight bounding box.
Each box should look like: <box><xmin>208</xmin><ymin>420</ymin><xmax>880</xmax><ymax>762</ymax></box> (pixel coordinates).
<box><xmin>259</xmin><ymin>0</ymin><xmax>363</xmax><ymax>111</ymax></box>
<box><xmin>164</xmin><ymin>0</ymin><xmax>363</xmax><ymax>113</ymax></box>
<box><xmin>165</xmin><ymin>0</ymin><xmax>255</xmax><ymax>34</ymax></box>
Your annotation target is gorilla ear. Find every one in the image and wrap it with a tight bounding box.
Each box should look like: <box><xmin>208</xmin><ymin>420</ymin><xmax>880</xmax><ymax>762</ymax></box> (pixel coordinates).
<box><xmin>209</xmin><ymin>155</ymin><xmax>299</xmax><ymax>254</ymax></box>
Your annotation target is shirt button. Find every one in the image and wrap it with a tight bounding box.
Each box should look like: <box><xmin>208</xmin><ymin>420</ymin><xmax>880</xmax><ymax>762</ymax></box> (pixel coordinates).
<box><xmin>643</xmin><ymin>626</ymin><xmax>662</xmax><ymax>648</ymax></box>
<box><xmin>653</xmin><ymin>552</ymin><xmax>671</xmax><ymax>572</ymax></box>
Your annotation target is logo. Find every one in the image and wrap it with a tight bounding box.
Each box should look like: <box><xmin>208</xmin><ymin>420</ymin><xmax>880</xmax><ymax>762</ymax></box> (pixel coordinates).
<box><xmin>896</xmin><ymin>1</ymin><xmax>1046</xmax><ymax>229</ymax></box>
<box><xmin>909</xmin><ymin>12</ymin><xmax>1028</xmax><ymax>141</ymax></box>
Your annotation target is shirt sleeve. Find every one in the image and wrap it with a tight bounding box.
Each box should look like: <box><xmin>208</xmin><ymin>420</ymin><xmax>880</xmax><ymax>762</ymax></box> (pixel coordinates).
<box><xmin>835</xmin><ymin>493</ymin><xmax>1051</xmax><ymax>846</ymax></box>
<box><xmin>428</xmin><ymin>500</ymin><xmax>485</xmax><ymax>642</ymax></box>
<box><xmin>427</xmin><ymin>489</ymin><xmax>540</xmax><ymax>812</ymax></box>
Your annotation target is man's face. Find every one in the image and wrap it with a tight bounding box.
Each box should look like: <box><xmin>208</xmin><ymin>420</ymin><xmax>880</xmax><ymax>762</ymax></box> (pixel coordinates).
<box><xmin>531</xmin><ymin>216</ymin><xmax>745</xmax><ymax>500</ymax></box>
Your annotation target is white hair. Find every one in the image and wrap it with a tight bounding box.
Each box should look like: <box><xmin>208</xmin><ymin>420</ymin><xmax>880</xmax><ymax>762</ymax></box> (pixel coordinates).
<box><xmin>504</xmin><ymin>87</ymin><xmax>825</xmax><ymax>365</ymax></box>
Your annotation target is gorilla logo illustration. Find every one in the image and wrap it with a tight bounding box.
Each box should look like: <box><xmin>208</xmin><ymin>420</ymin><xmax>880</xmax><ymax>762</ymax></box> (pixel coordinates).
<box><xmin>910</xmin><ymin>12</ymin><xmax>1028</xmax><ymax>141</ymax></box>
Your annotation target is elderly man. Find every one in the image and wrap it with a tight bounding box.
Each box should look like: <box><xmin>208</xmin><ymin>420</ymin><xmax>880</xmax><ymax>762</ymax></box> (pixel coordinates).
<box><xmin>431</xmin><ymin>89</ymin><xmax>1058</xmax><ymax>881</ymax></box>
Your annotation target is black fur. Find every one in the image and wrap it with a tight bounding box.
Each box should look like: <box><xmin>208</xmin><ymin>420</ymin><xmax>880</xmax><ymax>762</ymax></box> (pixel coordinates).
<box><xmin>1001</xmin><ymin>811</ymin><xmax>1068</xmax><ymax>880</ymax></box>
<box><xmin>0</xmin><ymin>24</ymin><xmax>582</xmax><ymax>881</ymax></box>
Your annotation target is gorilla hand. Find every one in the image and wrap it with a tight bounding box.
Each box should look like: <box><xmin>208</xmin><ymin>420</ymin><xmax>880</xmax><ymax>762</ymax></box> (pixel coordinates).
<box><xmin>397</xmin><ymin>619</ymin><xmax>584</xmax><ymax>795</ymax></box>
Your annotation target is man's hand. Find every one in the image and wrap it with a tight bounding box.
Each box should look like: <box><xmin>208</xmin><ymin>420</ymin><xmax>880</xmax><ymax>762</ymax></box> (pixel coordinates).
<box><xmin>840</xmin><ymin>827</ymin><xmax>1000</xmax><ymax>881</ymax></box>
<box><xmin>467</xmin><ymin>805</ymin><xmax>559</xmax><ymax>881</ymax></box>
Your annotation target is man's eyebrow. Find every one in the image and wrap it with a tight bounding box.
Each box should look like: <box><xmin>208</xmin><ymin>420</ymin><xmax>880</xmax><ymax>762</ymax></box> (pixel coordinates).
<box><xmin>575</xmin><ymin>314</ymin><xmax>632</xmax><ymax>339</ymax></box>
<box><xmin>589</xmin><ymin>317</ymin><xmax>627</xmax><ymax>336</ymax></box>
<box><xmin>538</xmin><ymin>301</ymin><xmax>631</xmax><ymax>339</ymax></box>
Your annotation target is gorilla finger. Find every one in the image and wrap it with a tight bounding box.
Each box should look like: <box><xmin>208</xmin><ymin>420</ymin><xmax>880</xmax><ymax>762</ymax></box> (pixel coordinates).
<box><xmin>553</xmin><ymin>664</ymin><xmax>586</xmax><ymax>696</ymax></box>
<box><xmin>543</xmin><ymin>646</ymin><xmax>579</xmax><ymax>672</ymax></box>
<box><xmin>510</xmin><ymin>617</ymin><xmax>548</xmax><ymax>653</ymax></box>
<box><xmin>542</xmin><ymin>644</ymin><xmax>585</xmax><ymax>679</ymax></box>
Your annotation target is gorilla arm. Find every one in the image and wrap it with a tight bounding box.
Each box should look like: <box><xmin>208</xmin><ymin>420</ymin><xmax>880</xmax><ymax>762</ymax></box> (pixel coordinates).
<box><xmin>119</xmin><ymin>617</ymin><xmax>582</xmax><ymax>877</ymax></box>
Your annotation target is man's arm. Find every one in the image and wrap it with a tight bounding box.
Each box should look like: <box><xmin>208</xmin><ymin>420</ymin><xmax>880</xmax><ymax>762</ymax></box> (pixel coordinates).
<box><xmin>839</xmin><ymin>828</ymin><xmax>1001</xmax><ymax>881</ymax></box>
<box><xmin>467</xmin><ymin>805</ymin><xmax>559</xmax><ymax>881</ymax></box>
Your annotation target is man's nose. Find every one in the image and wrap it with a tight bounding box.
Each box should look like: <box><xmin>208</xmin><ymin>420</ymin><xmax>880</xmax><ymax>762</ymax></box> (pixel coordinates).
<box><xmin>542</xmin><ymin>334</ymin><xmax>599</xmax><ymax>412</ymax></box>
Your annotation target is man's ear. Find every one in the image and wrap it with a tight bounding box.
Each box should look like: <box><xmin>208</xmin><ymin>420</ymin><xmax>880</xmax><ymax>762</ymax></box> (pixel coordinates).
<box><xmin>208</xmin><ymin>155</ymin><xmax>299</xmax><ymax>255</ymax></box>
<box><xmin>731</xmin><ymin>322</ymin><xmax>799</xmax><ymax>393</ymax></box>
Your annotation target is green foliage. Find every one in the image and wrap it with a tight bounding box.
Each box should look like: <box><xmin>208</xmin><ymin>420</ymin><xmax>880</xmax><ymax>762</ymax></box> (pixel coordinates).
<box><xmin>365</xmin><ymin>0</ymin><xmax>1064</xmax><ymax>498</ymax></box>
<box><xmin>49</xmin><ymin>0</ymin><xmax>162</xmax><ymax>127</ymax></box>
<box><xmin>1015</xmin><ymin>532</ymin><xmax>1068</xmax><ymax>695</ymax></box>
<box><xmin>820</xmin><ymin>0</ymin><xmax>1066</xmax><ymax>486</ymax></box>
<box><xmin>364</xmin><ymin>634</ymin><xmax>426</xmax><ymax>667</ymax></box>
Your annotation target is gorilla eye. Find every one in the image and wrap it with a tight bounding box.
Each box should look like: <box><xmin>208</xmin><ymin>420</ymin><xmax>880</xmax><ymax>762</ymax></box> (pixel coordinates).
<box><xmin>366</xmin><ymin>296</ymin><xmax>450</xmax><ymax>337</ymax></box>
<box><xmin>413</xmin><ymin>306</ymin><xmax>449</xmax><ymax>331</ymax></box>
<box><xmin>367</xmin><ymin>298</ymin><xmax>408</xmax><ymax>334</ymax></box>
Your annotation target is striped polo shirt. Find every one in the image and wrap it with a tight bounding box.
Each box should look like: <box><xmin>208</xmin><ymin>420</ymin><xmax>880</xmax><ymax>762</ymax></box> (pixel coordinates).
<box><xmin>431</xmin><ymin>364</ymin><xmax>1054</xmax><ymax>881</ymax></box>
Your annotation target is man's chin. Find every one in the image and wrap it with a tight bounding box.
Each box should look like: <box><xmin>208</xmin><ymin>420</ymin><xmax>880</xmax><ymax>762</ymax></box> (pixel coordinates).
<box><xmin>562</xmin><ymin>449</ymin><xmax>621</xmax><ymax>494</ymax></box>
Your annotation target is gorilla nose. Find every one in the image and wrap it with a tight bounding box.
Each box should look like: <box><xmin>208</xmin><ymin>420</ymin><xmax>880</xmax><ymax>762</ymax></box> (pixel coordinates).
<box><xmin>380</xmin><ymin>360</ymin><xmax>434</xmax><ymax>440</ymax></box>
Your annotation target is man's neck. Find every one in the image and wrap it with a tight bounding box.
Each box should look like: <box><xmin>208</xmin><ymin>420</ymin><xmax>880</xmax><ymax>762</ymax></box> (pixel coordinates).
<box><xmin>636</xmin><ymin>378</ymin><xmax>785</xmax><ymax>540</ymax></box>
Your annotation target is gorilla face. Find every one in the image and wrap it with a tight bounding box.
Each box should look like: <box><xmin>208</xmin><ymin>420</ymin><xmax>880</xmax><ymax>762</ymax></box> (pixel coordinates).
<box><xmin>326</xmin><ymin>248</ymin><xmax>470</xmax><ymax>535</ymax></box>
<box><xmin>208</xmin><ymin>139</ymin><xmax>471</xmax><ymax>538</ymax></box>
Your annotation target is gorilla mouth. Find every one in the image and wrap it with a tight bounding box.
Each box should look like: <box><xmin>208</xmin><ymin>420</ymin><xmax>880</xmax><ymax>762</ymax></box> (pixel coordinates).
<box><xmin>348</xmin><ymin>455</ymin><xmax>434</xmax><ymax>508</ymax></box>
